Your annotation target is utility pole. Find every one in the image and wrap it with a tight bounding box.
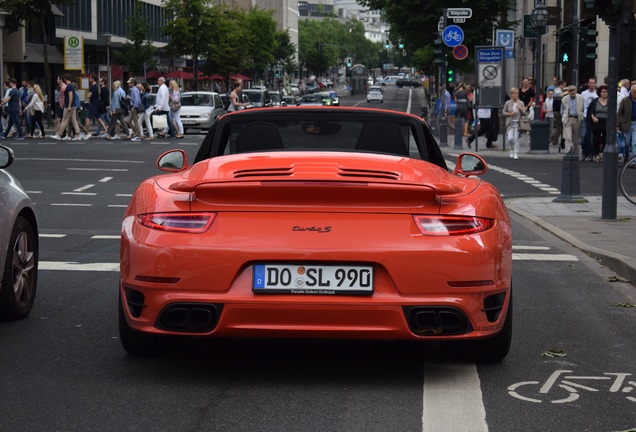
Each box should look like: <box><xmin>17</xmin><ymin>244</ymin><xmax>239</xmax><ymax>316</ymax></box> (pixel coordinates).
<box><xmin>571</xmin><ymin>0</ymin><xmax>579</xmax><ymax>87</ymax></box>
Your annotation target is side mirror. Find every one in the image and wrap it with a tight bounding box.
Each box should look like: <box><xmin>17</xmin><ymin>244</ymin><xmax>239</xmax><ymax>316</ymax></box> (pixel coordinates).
<box><xmin>0</xmin><ymin>144</ymin><xmax>14</xmax><ymax>169</ymax></box>
<box><xmin>453</xmin><ymin>153</ymin><xmax>487</xmax><ymax>177</ymax></box>
<box><xmin>157</xmin><ymin>149</ymin><xmax>189</xmax><ymax>172</ymax></box>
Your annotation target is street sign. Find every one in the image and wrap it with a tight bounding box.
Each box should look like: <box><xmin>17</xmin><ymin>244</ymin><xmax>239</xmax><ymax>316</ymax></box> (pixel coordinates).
<box><xmin>479</xmin><ymin>64</ymin><xmax>502</xmax><ymax>87</ymax></box>
<box><xmin>447</xmin><ymin>8</ymin><xmax>472</xmax><ymax>19</ymax></box>
<box><xmin>505</xmin><ymin>49</ymin><xmax>515</xmax><ymax>59</ymax></box>
<box><xmin>474</xmin><ymin>45</ymin><xmax>504</xmax><ymax>108</ymax></box>
<box><xmin>453</xmin><ymin>44</ymin><xmax>469</xmax><ymax>60</ymax></box>
<box><xmin>496</xmin><ymin>29</ymin><xmax>515</xmax><ymax>49</ymax></box>
<box><xmin>477</xmin><ymin>48</ymin><xmax>503</xmax><ymax>63</ymax></box>
<box><xmin>442</xmin><ymin>25</ymin><xmax>464</xmax><ymax>47</ymax></box>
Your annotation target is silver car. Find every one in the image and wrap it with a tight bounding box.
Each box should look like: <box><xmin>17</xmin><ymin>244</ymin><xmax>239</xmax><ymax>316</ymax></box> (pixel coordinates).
<box><xmin>0</xmin><ymin>144</ymin><xmax>38</xmax><ymax>321</ymax></box>
<box><xmin>178</xmin><ymin>92</ymin><xmax>226</xmax><ymax>133</ymax></box>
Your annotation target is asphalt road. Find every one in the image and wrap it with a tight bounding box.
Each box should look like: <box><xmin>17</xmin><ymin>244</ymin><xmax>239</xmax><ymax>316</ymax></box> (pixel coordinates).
<box><xmin>1</xmin><ymin>86</ymin><xmax>635</xmax><ymax>431</ymax></box>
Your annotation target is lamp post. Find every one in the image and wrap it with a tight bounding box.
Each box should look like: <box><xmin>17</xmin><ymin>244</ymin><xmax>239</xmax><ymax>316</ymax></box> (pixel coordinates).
<box><xmin>529</xmin><ymin>1</ymin><xmax>550</xmax><ymax>154</ymax></box>
<box><xmin>103</xmin><ymin>33</ymin><xmax>112</xmax><ymax>102</ymax></box>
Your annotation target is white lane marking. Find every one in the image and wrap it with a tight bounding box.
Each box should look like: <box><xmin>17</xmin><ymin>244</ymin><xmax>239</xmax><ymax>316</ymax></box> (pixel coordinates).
<box><xmin>62</xmin><ymin>192</ymin><xmax>97</xmax><ymax>196</ymax></box>
<box><xmin>91</xmin><ymin>235</ymin><xmax>121</xmax><ymax>239</ymax></box>
<box><xmin>24</xmin><ymin>157</ymin><xmax>144</xmax><ymax>164</ymax></box>
<box><xmin>68</xmin><ymin>168</ymin><xmax>129</xmax><ymax>172</ymax></box>
<box><xmin>39</xmin><ymin>234</ymin><xmax>67</xmax><ymax>238</ymax></box>
<box><xmin>407</xmin><ymin>88</ymin><xmax>413</xmax><ymax>114</ymax></box>
<box><xmin>99</xmin><ymin>177</ymin><xmax>114</xmax><ymax>182</ymax></box>
<box><xmin>513</xmin><ymin>253</ymin><xmax>578</xmax><ymax>261</ymax></box>
<box><xmin>108</xmin><ymin>204</ymin><xmax>128</xmax><ymax>208</ymax></box>
<box><xmin>116</xmin><ymin>194</ymin><xmax>133</xmax><ymax>197</ymax></box>
<box><xmin>50</xmin><ymin>203</ymin><xmax>92</xmax><ymax>207</ymax></box>
<box><xmin>25</xmin><ymin>191</ymin><xmax>42</xmax><ymax>194</ymax></box>
<box><xmin>423</xmin><ymin>363</ymin><xmax>488</xmax><ymax>432</ymax></box>
<box><xmin>40</xmin><ymin>261</ymin><xmax>119</xmax><ymax>272</ymax></box>
<box><xmin>488</xmin><ymin>164</ymin><xmax>560</xmax><ymax>195</ymax></box>
<box><xmin>512</xmin><ymin>245</ymin><xmax>550</xmax><ymax>250</ymax></box>
<box><xmin>73</xmin><ymin>184</ymin><xmax>95</xmax><ymax>192</ymax></box>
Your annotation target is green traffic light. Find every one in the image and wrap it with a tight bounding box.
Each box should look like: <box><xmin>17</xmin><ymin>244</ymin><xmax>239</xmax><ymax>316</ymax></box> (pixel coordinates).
<box><xmin>562</xmin><ymin>53</ymin><xmax>569</xmax><ymax>63</ymax></box>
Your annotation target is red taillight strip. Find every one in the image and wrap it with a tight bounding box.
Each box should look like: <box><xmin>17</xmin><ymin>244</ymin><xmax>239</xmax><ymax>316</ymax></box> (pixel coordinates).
<box><xmin>413</xmin><ymin>215</ymin><xmax>495</xmax><ymax>236</ymax></box>
<box><xmin>137</xmin><ymin>212</ymin><xmax>217</xmax><ymax>233</ymax></box>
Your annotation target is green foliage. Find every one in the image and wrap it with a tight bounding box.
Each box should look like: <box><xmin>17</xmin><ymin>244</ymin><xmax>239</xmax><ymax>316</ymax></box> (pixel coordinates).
<box><xmin>242</xmin><ymin>7</ymin><xmax>277</xmax><ymax>77</ymax></box>
<box><xmin>273</xmin><ymin>30</ymin><xmax>297</xmax><ymax>75</ymax></box>
<box><xmin>0</xmin><ymin>0</ymin><xmax>75</xmax><ymax>33</ymax></box>
<box><xmin>119</xmin><ymin>0</ymin><xmax>158</xmax><ymax>76</ymax></box>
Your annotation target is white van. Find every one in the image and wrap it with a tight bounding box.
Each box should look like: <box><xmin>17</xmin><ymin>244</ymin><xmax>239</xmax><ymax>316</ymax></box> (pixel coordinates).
<box><xmin>380</xmin><ymin>75</ymin><xmax>400</xmax><ymax>86</ymax></box>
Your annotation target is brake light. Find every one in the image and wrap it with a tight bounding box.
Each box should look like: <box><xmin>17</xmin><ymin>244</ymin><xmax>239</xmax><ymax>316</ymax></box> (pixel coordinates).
<box><xmin>137</xmin><ymin>212</ymin><xmax>216</xmax><ymax>233</ymax></box>
<box><xmin>413</xmin><ymin>215</ymin><xmax>494</xmax><ymax>236</ymax></box>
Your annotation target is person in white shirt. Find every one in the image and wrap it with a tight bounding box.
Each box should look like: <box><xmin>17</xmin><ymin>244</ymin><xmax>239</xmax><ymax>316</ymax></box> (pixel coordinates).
<box><xmin>620</xmin><ymin>79</ymin><xmax>630</xmax><ymax>98</ymax></box>
<box><xmin>24</xmin><ymin>84</ymin><xmax>46</xmax><ymax>138</ymax></box>
<box><xmin>543</xmin><ymin>89</ymin><xmax>555</xmax><ymax>145</ymax></box>
<box><xmin>152</xmin><ymin>76</ymin><xmax>175</xmax><ymax>138</ymax></box>
<box><xmin>580</xmin><ymin>78</ymin><xmax>598</xmax><ymax>161</ymax></box>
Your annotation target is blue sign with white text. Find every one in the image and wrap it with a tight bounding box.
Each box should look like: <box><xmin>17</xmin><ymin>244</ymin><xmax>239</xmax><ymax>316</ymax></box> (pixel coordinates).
<box><xmin>477</xmin><ymin>48</ymin><xmax>503</xmax><ymax>63</ymax></box>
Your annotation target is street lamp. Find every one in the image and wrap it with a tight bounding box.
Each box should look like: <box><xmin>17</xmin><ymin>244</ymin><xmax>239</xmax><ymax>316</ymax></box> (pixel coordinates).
<box><xmin>529</xmin><ymin>1</ymin><xmax>549</xmax><ymax>154</ymax></box>
<box><xmin>102</xmin><ymin>33</ymin><xmax>112</xmax><ymax>102</ymax></box>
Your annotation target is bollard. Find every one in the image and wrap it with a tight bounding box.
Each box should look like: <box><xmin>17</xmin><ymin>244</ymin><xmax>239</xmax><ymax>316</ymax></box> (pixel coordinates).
<box><xmin>454</xmin><ymin>117</ymin><xmax>464</xmax><ymax>150</ymax></box>
<box><xmin>553</xmin><ymin>154</ymin><xmax>588</xmax><ymax>203</ymax></box>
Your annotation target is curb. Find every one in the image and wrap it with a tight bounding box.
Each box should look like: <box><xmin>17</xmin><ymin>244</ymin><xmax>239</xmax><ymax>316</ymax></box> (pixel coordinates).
<box><xmin>506</xmin><ymin>201</ymin><xmax>636</xmax><ymax>287</ymax></box>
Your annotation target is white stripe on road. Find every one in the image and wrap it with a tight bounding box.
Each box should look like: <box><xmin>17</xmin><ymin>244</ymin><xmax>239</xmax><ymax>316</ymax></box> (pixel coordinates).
<box><xmin>512</xmin><ymin>245</ymin><xmax>550</xmax><ymax>250</ymax></box>
<box><xmin>91</xmin><ymin>235</ymin><xmax>121</xmax><ymax>239</ymax></box>
<box><xmin>39</xmin><ymin>234</ymin><xmax>67</xmax><ymax>238</ymax></box>
<box><xmin>116</xmin><ymin>194</ymin><xmax>133</xmax><ymax>197</ymax></box>
<box><xmin>99</xmin><ymin>177</ymin><xmax>113</xmax><ymax>182</ymax></box>
<box><xmin>108</xmin><ymin>204</ymin><xmax>128</xmax><ymax>208</ymax></box>
<box><xmin>423</xmin><ymin>363</ymin><xmax>488</xmax><ymax>432</ymax></box>
<box><xmin>62</xmin><ymin>192</ymin><xmax>97</xmax><ymax>196</ymax></box>
<box><xmin>513</xmin><ymin>253</ymin><xmax>578</xmax><ymax>261</ymax></box>
<box><xmin>68</xmin><ymin>168</ymin><xmax>129</xmax><ymax>172</ymax></box>
<box><xmin>50</xmin><ymin>203</ymin><xmax>92</xmax><ymax>207</ymax></box>
<box><xmin>73</xmin><ymin>184</ymin><xmax>95</xmax><ymax>192</ymax></box>
<box><xmin>40</xmin><ymin>261</ymin><xmax>119</xmax><ymax>271</ymax></box>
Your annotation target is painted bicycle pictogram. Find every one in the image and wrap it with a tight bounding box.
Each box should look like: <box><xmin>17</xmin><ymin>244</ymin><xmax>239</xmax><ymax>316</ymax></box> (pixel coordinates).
<box><xmin>508</xmin><ymin>370</ymin><xmax>636</xmax><ymax>404</ymax></box>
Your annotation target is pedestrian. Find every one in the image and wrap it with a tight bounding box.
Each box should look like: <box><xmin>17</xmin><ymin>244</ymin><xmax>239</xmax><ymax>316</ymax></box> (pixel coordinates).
<box><xmin>85</xmin><ymin>75</ymin><xmax>106</xmax><ymax>137</ymax></box>
<box><xmin>138</xmin><ymin>83</ymin><xmax>153</xmax><ymax>140</ymax></box>
<box><xmin>168</xmin><ymin>80</ymin><xmax>184</xmax><ymax>138</ymax></box>
<box><xmin>617</xmin><ymin>84</ymin><xmax>636</xmax><ymax>160</ymax></box>
<box><xmin>586</xmin><ymin>85</ymin><xmax>608</xmax><ymax>162</ymax></box>
<box><xmin>24</xmin><ymin>84</ymin><xmax>46</xmax><ymax>138</ymax></box>
<box><xmin>0</xmin><ymin>79</ymin><xmax>25</xmax><ymax>140</ymax></box>
<box><xmin>580</xmin><ymin>77</ymin><xmax>598</xmax><ymax>161</ymax></box>
<box><xmin>454</xmin><ymin>82</ymin><xmax>470</xmax><ymax>137</ymax></box>
<box><xmin>95</xmin><ymin>77</ymin><xmax>111</xmax><ymax>137</ymax></box>
<box><xmin>560</xmin><ymin>85</ymin><xmax>585</xmax><ymax>155</ymax></box>
<box><xmin>106</xmin><ymin>80</ymin><xmax>131</xmax><ymax>140</ymax></box>
<box><xmin>550</xmin><ymin>79</ymin><xmax>567</xmax><ymax>148</ymax></box>
<box><xmin>502</xmin><ymin>87</ymin><xmax>526</xmax><ymax>159</ymax></box>
<box><xmin>518</xmin><ymin>78</ymin><xmax>535</xmax><ymax>143</ymax></box>
<box><xmin>126</xmin><ymin>78</ymin><xmax>143</xmax><ymax>141</ymax></box>
<box><xmin>51</xmin><ymin>74</ymin><xmax>83</xmax><ymax>141</ymax></box>
<box><xmin>467</xmin><ymin>106</ymin><xmax>496</xmax><ymax>149</ymax></box>
<box><xmin>152</xmin><ymin>76</ymin><xmax>175</xmax><ymax>138</ymax></box>
<box><xmin>54</xmin><ymin>76</ymin><xmax>66</xmax><ymax>137</ymax></box>
<box><xmin>543</xmin><ymin>89</ymin><xmax>555</xmax><ymax>142</ymax></box>
<box><xmin>19</xmin><ymin>79</ymin><xmax>31</xmax><ymax>136</ymax></box>
<box><xmin>227</xmin><ymin>80</ymin><xmax>249</xmax><ymax>112</ymax></box>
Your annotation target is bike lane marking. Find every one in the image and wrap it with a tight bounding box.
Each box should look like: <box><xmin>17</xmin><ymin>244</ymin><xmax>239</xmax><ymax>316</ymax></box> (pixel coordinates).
<box><xmin>422</xmin><ymin>363</ymin><xmax>488</xmax><ymax>431</ymax></box>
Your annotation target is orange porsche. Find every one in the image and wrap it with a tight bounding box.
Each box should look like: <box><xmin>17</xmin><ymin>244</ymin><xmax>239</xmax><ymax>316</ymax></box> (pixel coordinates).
<box><xmin>119</xmin><ymin>107</ymin><xmax>512</xmax><ymax>361</ymax></box>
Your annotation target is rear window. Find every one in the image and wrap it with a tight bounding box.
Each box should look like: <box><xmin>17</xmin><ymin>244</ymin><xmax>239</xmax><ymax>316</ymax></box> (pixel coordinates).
<box><xmin>244</xmin><ymin>91</ymin><xmax>262</xmax><ymax>102</ymax></box>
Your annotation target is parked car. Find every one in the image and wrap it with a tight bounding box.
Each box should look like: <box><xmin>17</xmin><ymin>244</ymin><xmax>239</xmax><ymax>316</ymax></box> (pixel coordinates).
<box><xmin>178</xmin><ymin>92</ymin><xmax>226</xmax><ymax>133</ymax></box>
<box><xmin>282</xmin><ymin>95</ymin><xmax>298</xmax><ymax>106</ymax></box>
<box><xmin>298</xmin><ymin>94</ymin><xmax>325</xmax><ymax>106</ymax></box>
<box><xmin>0</xmin><ymin>144</ymin><xmax>38</xmax><ymax>321</ymax></box>
<box><xmin>396</xmin><ymin>78</ymin><xmax>421</xmax><ymax>88</ymax></box>
<box><xmin>367</xmin><ymin>86</ymin><xmax>384</xmax><ymax>103</ymax></box>
<box><xmin>119</xmin><ymin>106</ymin><xmax>513</xmax><ymax>362</ymax></box>
<box><xmin>242</xmin><ymin>88</ymin><xmax>272</xmax><ymax>108</ymax></box>
<box><xmin>380</xmin><ymin>75</ymin><xmax>400</xmax><ymax>86</ymax></box>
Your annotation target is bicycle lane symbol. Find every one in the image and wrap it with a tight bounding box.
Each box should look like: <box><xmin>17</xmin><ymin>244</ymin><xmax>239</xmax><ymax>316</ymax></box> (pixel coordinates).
<box><xmin>508</xmin><ymin>370</ymin><xmax>636</xmax><ymax>404</ymax></box>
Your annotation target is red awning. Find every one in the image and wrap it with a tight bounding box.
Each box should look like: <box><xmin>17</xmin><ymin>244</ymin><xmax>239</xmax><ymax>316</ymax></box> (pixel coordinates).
<box><xmin>165</xmin><ymin>70</ymin><xmax>194</xmax><ymax>80</ymax></box>
<box><xmin>145</xmin><ymin>70</ymin><xmax>162</xmax><ymax>79</ymax></box>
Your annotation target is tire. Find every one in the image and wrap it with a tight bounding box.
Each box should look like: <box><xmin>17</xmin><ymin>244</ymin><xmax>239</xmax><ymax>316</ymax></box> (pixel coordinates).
<box><xmin>367</xmin><ymin>99</ymin><xmax>370</xmax><ymax>103</ymax></box>
<box><xmin>442</xmin><ymin>288</ymin><xmax>513</xmax><ymax>363</ymax></box>
<box><xmin>119</xmin><ymin>288</ymin><xmax>171</xmax><ymax>356</ymax></box>
<box><xmin>0</xmin><ymin>216</ymin><xmax>38</xmax><ymax>321</ymax></box>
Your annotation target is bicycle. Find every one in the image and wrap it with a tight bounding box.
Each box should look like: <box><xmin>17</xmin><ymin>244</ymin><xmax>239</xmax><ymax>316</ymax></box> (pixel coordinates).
<box><xmin>619</xmin><ymin>154</ymin><xmax>636</xmax><ymax>205</ymax></box>
<box><xmin>508</xmin><ymin>369</ymin><xmax>636</xmax><ymax>404</ymax></box>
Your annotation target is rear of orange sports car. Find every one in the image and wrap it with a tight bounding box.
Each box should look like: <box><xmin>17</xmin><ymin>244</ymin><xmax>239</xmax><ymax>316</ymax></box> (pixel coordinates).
<box><xmin>119</xmin><ymin>149</ymin><xmax>512</xmax><ymax>361</ymax></box>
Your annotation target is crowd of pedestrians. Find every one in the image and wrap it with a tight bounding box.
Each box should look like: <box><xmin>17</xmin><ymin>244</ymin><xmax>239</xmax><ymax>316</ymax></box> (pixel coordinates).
<box><xmin>0</xmin><ymin>74</ymin><xmax>186</xmax><ymax>142</ymax></box>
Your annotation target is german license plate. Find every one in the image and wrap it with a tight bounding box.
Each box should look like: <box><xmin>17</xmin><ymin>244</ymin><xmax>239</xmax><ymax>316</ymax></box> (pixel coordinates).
<box><xmin>253</xmin><ymin>264</ymin><xmax>373</xmax><ymax>295</ymax></box>
<box><xmin>182</xmin><ymin>120</ymin><xmax>196</xmax><ymax>125</ymax></box>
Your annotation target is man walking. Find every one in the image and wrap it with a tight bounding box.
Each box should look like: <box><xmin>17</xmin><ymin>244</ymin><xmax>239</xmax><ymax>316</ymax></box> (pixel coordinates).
<box><xmin>50</xmin><ymin>74</ymin><xmax>82</xmax><ymax>141</ymax></box>
<box><xmin>126</xmin><ymin>78</ymin><xmax>142</xmax><ymax>141</ymax></box>
<box><xmin>85</xmin><ymin>75</ymin><xmax>107</xmax><ymax>137</ymax></box>
<box><xmin>152</xmin><ymin>76</ymin><xmax>175</xmax><ymax>138</ymax></box>
<box><xmin>580</xmin><ymin>77</ymin><xmax>598</xmax><ymax>161</ymax></box>
<box><xmin>618</xmin><ymin>84</ymin><xmax>636</xmax><ymax>160</ymax></box>
<box><xmin>560</xmin><ymin>85</ymin><xmax>584</xmax><ymax>155</ymax></box>
<box><xmin>0</xmin><ymin>79</ymin><xmax>25</xmax><ymax>140</ymax></box>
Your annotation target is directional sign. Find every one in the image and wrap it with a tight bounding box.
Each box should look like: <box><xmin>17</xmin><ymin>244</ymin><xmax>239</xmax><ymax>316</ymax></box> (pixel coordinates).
<box><xmin>496</xmin><ymin>30</ymin><xmax>515</xmax><ymax>49</ymax></box>
<box><xmin>442</xmin><ymin>25</ymin><xmax>464</xmax><ymax>48</ymax></box>
<box><xmin>453</xmin><ymin>44</ymin><xmax>469</xmax><ymax>60</ymax></box>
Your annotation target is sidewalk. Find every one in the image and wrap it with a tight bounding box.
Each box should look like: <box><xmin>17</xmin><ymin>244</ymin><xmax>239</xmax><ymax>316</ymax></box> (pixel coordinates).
<box><xmin>439</xmin><ymin>136</ymin><xmax>636</xmax><ymax>287</ymax></box>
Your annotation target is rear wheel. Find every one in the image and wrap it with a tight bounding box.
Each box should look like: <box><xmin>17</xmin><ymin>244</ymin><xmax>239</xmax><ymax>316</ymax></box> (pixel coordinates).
<box><xmin>619</xmin><ymin>155</ymin><xmax>636</xmax><ymax>205</ymax></box>
<box><xmin>0</xmin><ymin>216</ymin><xmax>38</xmax><ymax>321</ymax></box>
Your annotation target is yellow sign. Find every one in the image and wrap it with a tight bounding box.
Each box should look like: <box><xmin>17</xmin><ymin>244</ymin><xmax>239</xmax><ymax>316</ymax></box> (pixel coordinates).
<box><xmin>64</xmin><ymin>36</ymin><xmax>84</xmax><ymax>72</ymax></box>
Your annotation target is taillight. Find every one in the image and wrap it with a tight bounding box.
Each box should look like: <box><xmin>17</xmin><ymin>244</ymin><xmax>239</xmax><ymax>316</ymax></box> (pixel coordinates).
<box><xmin>137</xmin><ymin>212</ymin><xmax>216</xmax><ymax>233</ymax></box>
<box><xmin>413</xmin><ymin>215</ymin><xmax>494</xmax><ymax>236</ymax></box>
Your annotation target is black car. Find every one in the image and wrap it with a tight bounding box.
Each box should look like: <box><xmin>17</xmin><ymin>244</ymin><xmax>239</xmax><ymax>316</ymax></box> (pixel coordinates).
<box><xmin>396</xmin><ymin>78</ymin><xmax>421</xmax><ymax>88</ymax></box>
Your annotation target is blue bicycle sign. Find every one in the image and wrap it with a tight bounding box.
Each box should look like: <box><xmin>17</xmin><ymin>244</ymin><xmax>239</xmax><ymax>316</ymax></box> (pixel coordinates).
<box><xmin>442</xmin><ymin>25</ymin><xmax>464</xmax><ymax>47</ymax></box>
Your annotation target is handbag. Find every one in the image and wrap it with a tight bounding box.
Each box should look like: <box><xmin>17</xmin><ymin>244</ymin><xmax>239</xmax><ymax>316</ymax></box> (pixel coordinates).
<box><xmin>169</xmin><ymin>98</ymin><xmax>181</xmax><ymax>112</ymax></box>
<box><xmin>153</xmin><ymin>114</ymin><xmax>168</xmax><ymax>129</ymax></box>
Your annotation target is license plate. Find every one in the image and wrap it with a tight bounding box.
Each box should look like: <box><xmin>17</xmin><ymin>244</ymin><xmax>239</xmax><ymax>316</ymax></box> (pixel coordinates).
<box><xmin>253</xmin><ymin>264</ymin><xmax>373</xmax><ymax>295</ymax></box>
<box><xmin>182</xmin><ymin>120</ymin><xmax>197</xmax><ymax>125</ymax></box>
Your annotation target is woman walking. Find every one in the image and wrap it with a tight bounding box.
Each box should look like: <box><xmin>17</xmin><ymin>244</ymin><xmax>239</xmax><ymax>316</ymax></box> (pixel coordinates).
<box><xmin>168</xmin><ymin>80</ymin><xmax>184</xmax><ymax>139</ymax></box>
<box><xmin>138</xmin><ymin>83</ymin><xmax>154</xmax><ymax>140</ymax></box>
<box><xmin>502</xmin><ymin>87</ymin><xmax>526</xmax><ymax>160</ymax></box>
<box><xmin>24</xmin><ymin>84</ymin><xmax>46</xmax><ymax>138</ymax></box>
<box><xmin>587</xmin><ymin>84</ymin><xmax>609</xmax><ymax>162</ymax></box>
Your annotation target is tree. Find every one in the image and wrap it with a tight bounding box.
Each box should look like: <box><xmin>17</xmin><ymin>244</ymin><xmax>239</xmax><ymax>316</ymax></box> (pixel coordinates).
<box><xmin>272</xmin><ymin>30</ymin><xmax>296</xmax><ymax>78</ymax></box>
<box><xmin>162</xmin><ymin>0</ymin><xmax>215</xmax><ymax>90</ymax></box>
<box><xmin>0</xmin><ymin>0</ymin><xmax>75</xmax><ymax>116</ymax></box>
<box><xmin>119</xmin><ymin>0</ymin><xmax>158</xmax><ymax>77</ymax></box>
<box><xmin>242</xmin><ymin>8</ymin><xmax>277</xmax><ymax>80</ymax></box>
<box><xmin>359</xmin><ymin>0</ymin><xmax>516</xmax><ymax>73</ymax></box>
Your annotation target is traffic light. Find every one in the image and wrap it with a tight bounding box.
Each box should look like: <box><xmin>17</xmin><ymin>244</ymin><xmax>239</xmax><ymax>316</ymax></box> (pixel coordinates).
<box><xmin>346</xmin><ymin>57</ymin><xmax>352</xmax><ymax>67</ymax></box>
<box><xmin>447</xmin><ymin>69</ymin><xmax>454</xmax><ymax>83</ymax></box>
<box><xmin>275</xmin><ymin>70</ymin><xmax>280</xmax><ymax>77</ymax></box>
<box><xmin>584</xmin><ymin>0</ymin><xmax>624</xmax><ymax>22</ymax></box>
<box><xmin>580</xmin><ymin>25</ymin><xmax>598</xmax><ymax>60</ymax></box>
<box><xmin>385</xmin><ymin>40</ymin><xmax>390</xmax><ymax>49</ymax></box>
<box><xmin>398</xmin><ymin>41</ymin><xmax>404</xmax><ymax>49</ymax></box>
<box><xmin>558</xmin><ymin>27</ymin><xmax>573</xmax><ymax>64</ymax></box>
<box><xmin>434</xmin><ymin>37</ymin><xmax>445</xmax><ymax>65</ymax></box>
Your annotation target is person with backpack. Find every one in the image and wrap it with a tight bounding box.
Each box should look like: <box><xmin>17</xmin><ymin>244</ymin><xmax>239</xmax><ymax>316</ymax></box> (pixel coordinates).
<box><xmin>50</xmin><ymin>74</ymin><xmax>82</xmax><ymax>141</ymax></box>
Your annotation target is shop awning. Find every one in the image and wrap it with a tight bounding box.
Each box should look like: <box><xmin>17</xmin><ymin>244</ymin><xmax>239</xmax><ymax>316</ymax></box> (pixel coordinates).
<box><xmin>25</xmin><ymin>44</ymin><xmax>64</xmax><ymax>64</ymax></box>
